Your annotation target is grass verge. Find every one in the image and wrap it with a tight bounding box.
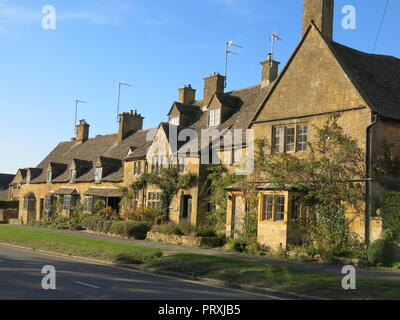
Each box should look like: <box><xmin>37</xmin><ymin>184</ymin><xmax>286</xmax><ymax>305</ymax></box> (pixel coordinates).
<box><xmin>0</xmin><ymin>225</ymin><xmax>162</xmax><ymax>264</ymax></box>
<box><xmin>143</xmin><ymin>253</ymin><xmax>400</xmax><ymax>300</ymax></box>
<box><xmin>1</xmin><ymin>225</ymin><xmax>400</xmax><ymax>299</ymax></box>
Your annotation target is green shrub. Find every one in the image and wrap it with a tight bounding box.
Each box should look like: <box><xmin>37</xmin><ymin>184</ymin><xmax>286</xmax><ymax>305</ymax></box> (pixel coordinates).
<box><xmin>153</xmin><ymin>222</ymin><xmax>184</xmax><ymax>236</ymax></box>
<box><xmin>227</xmin><ymin>239</ymin><xmax>247</xmax><ymax>253</ymax></box>
<box><xmin>82</xmin><ymin>216</ymin><xmax>107</xmax><ymax>232</ymax></box>
<box><xmin>49</xmin><ymin>216</ymin><xmax>69</xmax><ymax>229</ymax></box>
<box><xmin>368</xmin><ymin>239</ymin><xmax>395</xmax><ymax>267</ymax></box>
<box><xmin>178</xmin><ymin>220</ymin><xmax>196</xmax><ymax>236</ymax></box>
<box><xmin>381</xmin><ymin>228</ymin><xmax>398</xmax><ymax>243</ymax></box>
<box><xmin>110</xmin><ymin>221</ymin><xmax>150</xmax><ymax>240</ymax></box>
<box><xmin>392</xmin><ymin>262</ymin><xmax>400</xmax><ymax>270</ymax></box>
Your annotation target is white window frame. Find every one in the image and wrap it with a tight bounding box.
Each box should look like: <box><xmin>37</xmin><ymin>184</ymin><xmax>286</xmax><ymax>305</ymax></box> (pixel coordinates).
<box><xmin>208</xmin><ymin>108</ymin><xmax>221</xmax><ymax>127</ymax></box>
<box><xmin>169</xmin><ymin>117</ymin><xmax>180</xmax><ymax>126</ymax></box>
<box><xmin>95</xmin><ymin>167</ymin><xmax>103</xmax><ymax>183</ymax></box>
<box><xmin>273</xmin><ymin>125</ymin><xmax>308</xmax><ymax>154</ymax></box>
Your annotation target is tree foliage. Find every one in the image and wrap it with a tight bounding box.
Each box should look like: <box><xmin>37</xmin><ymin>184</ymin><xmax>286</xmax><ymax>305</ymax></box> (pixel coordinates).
<box><xmin>126</xmin><ymin>167</ymin><xmax>198</xmax><ymax>220</ymax></box>
<box><xmin>249</xmin><ymin>114</ymin><xmax>366</xmax><ymax>254</ymax></box>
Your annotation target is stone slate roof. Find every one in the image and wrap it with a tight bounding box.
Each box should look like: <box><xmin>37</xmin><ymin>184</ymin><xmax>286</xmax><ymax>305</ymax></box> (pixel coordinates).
<box><xmin>0</xmin><ymin>174</ymin><xmax>15</xmax><ymax>189</ymax></box>
<box><xmin>328</xmin><ymin>41</ymin><xmax>400</xmax><ymax>120</ymax></box>
<box><xmin>182</xmin><ymin>84</ymin><xmax>273</xmax><ymax>153</ymax></box>
<box><xmin>27</xmin><ymin>129</ymin><xmax>153</xmax><ymax>184</ymax></box>
<box><xmin>85</xmin><ymin>187</ymin><xmax>122</xmax><ymax>198</ymax></box>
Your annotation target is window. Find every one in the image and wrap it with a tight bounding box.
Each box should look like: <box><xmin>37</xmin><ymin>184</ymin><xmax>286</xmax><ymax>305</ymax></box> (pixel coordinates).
<box><xmin>263</xmin><ymin>195</ymin><xmax>274</xmax><ymax>221</ymax></box>
<box><xmin>285</xmin><ymin>127</ymin><xmax>296</xmax><ymax>153</ymax></box>
<box><xmin>133</xmin><ymin>162</ymin><xmax>142</xmax><ymax>175</ymax></box>
<box><xmin>46</xmin><ymin>171</ymin><xmax>52</xmax><ymax>182</ymax></box>
<box><xmin>297</xmin><ymin>126</ymin><xmax>308</xmax><ymax>151</ymax></box>
<box><xmin>275</xmin><ymin>196</ymin><xmax>285</xmax><ymax>221</ymax></box>
<box><xmin>178</xmin><ymin>157</ymin><xmax>188</xmax><ymax>172</ymax></box>
<box><xmin>273</xmin><ymin>125</ymin><xmax>308</xmax><ymax>153</ymax></box>
<box><xmin>291</xmin><ymin>197</ymin><xmax>301</xmax><ymax>221</ymax></box>
<box><xmin>151</xmin><ymin>156</ymin><xmax>166</xmax><ymax>172</ymax></box>
<box><xmin>261</xmin><ymin>195</ymin><xmax>286</xmax><ymax>222</ymax></box>
<box><xmin>84</xmin><ymin>196</ymin><xmax>94</xmax><ymax>213</ymax></box>
<box><xmin>273</xmin><ymin>127</ymin><xmax>284</xmax><ymax>153</ymax></box>
<box><xmin>148</xmin><ymin>192</ymin><xmax>161</xmax><ymax>210</ymax></box>
<box><xmin>63</xmin><ymin>195</ymin><xmax>72</xmax><ymax>211</ymax></box>
<box><xmin>95</xmin><ymin>167</ymin><xmax>103</xmax><ymax>183</ymax></box>
<box><xmin>208</xmin><ymin>108</ymin><xmax>221</xmax><ymax>127</ymax></box>
<box><xmin>70</xmin><ymin>169</ymin><xmax>76</xmax><ymax>183</ymax></box>
<box><xmin>169</xmin><ymin>117</ymin><xmax>180</xmax><ymax>126</ymax></box>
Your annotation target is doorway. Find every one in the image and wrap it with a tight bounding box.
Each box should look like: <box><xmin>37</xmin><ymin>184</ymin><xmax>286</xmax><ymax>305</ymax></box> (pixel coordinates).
<box><xmin>182</xmin><ymin>195</ymin><xmax>192</xmax><ymax>221</ymax></box>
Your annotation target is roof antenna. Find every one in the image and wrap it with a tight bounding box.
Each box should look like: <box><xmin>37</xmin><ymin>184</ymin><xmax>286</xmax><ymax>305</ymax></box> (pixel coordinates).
<box><xmin>224</xmin><ymin>41</ymin><xmax>243</xmax><ymax>89</ymax></box>
<box><xmin>269</xmin><ymin>32</ymin><xmax>282</xmax><ymax>64</ymax></box>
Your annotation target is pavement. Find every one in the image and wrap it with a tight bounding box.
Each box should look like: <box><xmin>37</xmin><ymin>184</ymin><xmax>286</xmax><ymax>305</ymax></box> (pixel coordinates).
<box><xmin>0</xmin><ymin>244</ymin><xmax>281</xmax><ymax>300</ymax></box>
<box><xmin>12</xmin><ymin>225</ymin><xmax>400</xmax><ymax>284</ymax></box>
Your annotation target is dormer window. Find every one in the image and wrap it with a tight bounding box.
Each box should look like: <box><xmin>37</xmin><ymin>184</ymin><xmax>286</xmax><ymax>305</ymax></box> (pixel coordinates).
<box><xmin>46</xmin><ymin>171</ymin><xmax>52</xmax><ymax>183</ymax></box>
<box><xmin>208</xmin><ymin>108</ymin><xmax>221</xmax><ymax>127</ymax></box>
<box><xmin>95</xmin><ymin>167</ymin><xmax>103</xmax><ymax>183</ymax></box>
<box><xmin>70</xmin><ymin>169</ymin><xmax>76</xmax><ymax>183</ymax></box>
<box><xmin>169</xmin><ymin>117</ymin><xmax>180</xmax><ymax>126</ymax></box>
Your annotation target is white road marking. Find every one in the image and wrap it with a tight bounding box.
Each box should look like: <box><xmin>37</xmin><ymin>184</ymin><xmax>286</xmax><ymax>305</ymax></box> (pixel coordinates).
<box><xmin>74</xmin><ymin>281</ymin><xmax>100</xmax><ymax>289</ymax></box>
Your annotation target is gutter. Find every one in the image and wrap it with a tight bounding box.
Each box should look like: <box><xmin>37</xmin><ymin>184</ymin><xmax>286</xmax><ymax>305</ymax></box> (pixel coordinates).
<box><xmin>365</xmin><ymin>113</ymin><xmax>379</xmax><ymax>245</ymax></box>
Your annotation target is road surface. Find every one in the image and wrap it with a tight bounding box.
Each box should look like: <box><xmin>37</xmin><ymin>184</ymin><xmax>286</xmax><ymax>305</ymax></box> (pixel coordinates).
<box><xmin>0</xmin><ymin>244</ymin><xmax>280</xmax><ymax>300</ymax></box>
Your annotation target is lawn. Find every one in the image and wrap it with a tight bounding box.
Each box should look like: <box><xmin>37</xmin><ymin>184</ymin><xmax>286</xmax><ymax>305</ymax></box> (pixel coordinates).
<box><xmin>143</xmin><ymin>253</ymin><xmax>400</xmax><ymax>300</ymax></box>
<box><xmin>1</xmin><ymin>225</ymin><xmax>400</xmax><ymax>300</ymax></box>
<box><xmin>0</xmin><ymin>225</ymin><xmax>162</xmax><ymax>264</ymax></box>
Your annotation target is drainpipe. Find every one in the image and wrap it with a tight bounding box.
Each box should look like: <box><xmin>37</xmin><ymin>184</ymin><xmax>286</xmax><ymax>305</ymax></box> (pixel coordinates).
<box><xmin>365</xmin><ymin>113</ymin><xmax>379</xmax><ymax>245</ymax></box>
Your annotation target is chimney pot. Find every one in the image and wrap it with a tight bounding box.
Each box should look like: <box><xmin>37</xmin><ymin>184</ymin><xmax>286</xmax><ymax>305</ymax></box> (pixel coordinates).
<box><xmin>76</xmin><ymin>120</ymin><xmax>90</xmax><ymax>145</ymax></box>
<box><xmin>118</xmin><ymin>110</ymin><xmax>144</xmax><ymax>141</ymax></box>
<box><xmin>178</xmin><ymin>85</ymin><xmax>196</xmax><ymax>105</ymax></box>
<box><xmin>203</xmin><ymin>73</ymin><xmax>225</xmax><ymax>106</ymax></box>
<box><xmin>260</xmin><ymin>58</ymin><xmax>280</xmax><ymax>87</ymax></box>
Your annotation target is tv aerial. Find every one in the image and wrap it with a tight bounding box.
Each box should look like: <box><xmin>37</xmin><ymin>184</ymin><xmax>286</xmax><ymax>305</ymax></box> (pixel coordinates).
<box><xmin>269</xmin><ymin>32</ymin><xmax>283</xmax><ymax>63</ymax></box>
<box><xmin>224</xmin><ymin>40</ymin><xmax>243</xmax><ymax>88</ymax></box>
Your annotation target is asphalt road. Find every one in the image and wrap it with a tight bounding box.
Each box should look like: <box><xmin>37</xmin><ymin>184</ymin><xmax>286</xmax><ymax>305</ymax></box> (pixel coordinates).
<box><xmin>0</xmin><ymin>245</ymin><xmax>279</xmax><ymax>300</ymax></box>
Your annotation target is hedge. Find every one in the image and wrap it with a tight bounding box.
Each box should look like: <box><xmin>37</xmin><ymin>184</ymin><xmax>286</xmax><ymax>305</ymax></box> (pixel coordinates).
<box><xmin>0</xmin><ymin>200</ymin><xmax>18</xmax><ymax>209</ymax></box>
<box><xmin>82</xmin><ymin>216</ymin><xmax>150</xmax><ymax>240</ymax></box>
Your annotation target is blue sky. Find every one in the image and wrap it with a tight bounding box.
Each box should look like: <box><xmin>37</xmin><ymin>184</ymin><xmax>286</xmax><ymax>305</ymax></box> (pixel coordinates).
<box><xmin>0</xmin><ymin>0</ymin><xmax>399</xmax><ymax>174</ymax></box>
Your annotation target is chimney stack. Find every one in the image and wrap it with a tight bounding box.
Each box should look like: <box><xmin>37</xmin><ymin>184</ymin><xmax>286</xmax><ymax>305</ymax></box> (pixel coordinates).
<box><xmin>302</xmin><ymin>0</ymin><xmax>334</xmax><ymax>40</ymax></box>
<box><xmin>260</xmin><ymin>54</ymin><xmax>280</xmax><ymax>87</ymax></box>
<box><xmin>76</xmin><ymin>120</ymin><xmax>89</xmax><ymax>145</ymax></box>
<box><xmin>179</xmin><ymin>85</ymin><xmax>196</xmax><ymax>105</ymax></box>
<box><xmin>118</xmin><ymin>110</ymin><xmax>144</xmax><ymax>141</ymax></box>
<box><xmin>203</xmin><ymin>73</ymin><xmax>225</xmax><ymax>106</ymax></box>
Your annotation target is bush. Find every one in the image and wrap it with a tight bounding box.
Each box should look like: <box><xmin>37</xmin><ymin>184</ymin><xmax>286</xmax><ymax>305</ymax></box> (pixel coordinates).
<box><xmin>196</xmin><ymin>225</ymin><xmax>218</xmax><ymax>237</ymax></box>
<box><xmin>82</xmin><ymin>216</ymin><xmax>107</xmax><ymax>232</ymax></box>
<box><xmin>130</xmin><ymin>208</ymin><xmax>159</xmax><ymax>225</ymax></box>
<box><xmin>392</xmin><ymin>262</ymin><xmax>400</xmax><ymax>270</ymax></box>
<box><xmin>152</xmin><ymin>222</ymin><xmax>184</xmax><ymax>236</ymax></box>
<box><xmin>227</xmin><ymin>239</ymin><xmax>247</xmax><ymax>253</ymax></box>
<box><xmin>49</xmin><ymin>216</ymin><xmax>69</xmax><ymax>229</ymax></box>
<box><xmin>368</xmin><ymin>239</ymin><xmax>395</xmax><ymax>267</ymax></box>
<box><xmin>110</xmin><ymin>221</ymin><xmax>150</xmax><ymax>240</ymax></box>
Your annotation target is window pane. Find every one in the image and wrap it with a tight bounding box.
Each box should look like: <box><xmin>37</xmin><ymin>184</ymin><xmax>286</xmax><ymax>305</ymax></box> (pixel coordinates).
<box><xmin>209</xmin><ymin>108</ymin><xmax>221</xmax><ymax>127</ymax></box>
<box><xmin>297</xmin><ymin>126</ymin><xmax>308</xmax><ymax>151</ymax></box>
<box><xmin>285</xmin><ymin>127</ymin><xmax>295</xmax><ymax>152</ymax></box>
<box><xmin>276</xmin><ymin>196</ymin><xmax>285</xmax><ymax>221</ymax></box>
<box><xmin>273</xmin><ymin>127</ymin><xmax>284</xmax><ymax>153</ymax></box>
<box><xmin>263</xmin><ymin>196</ymin><xmax>273</xmax><ymax>221</ymax></box>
